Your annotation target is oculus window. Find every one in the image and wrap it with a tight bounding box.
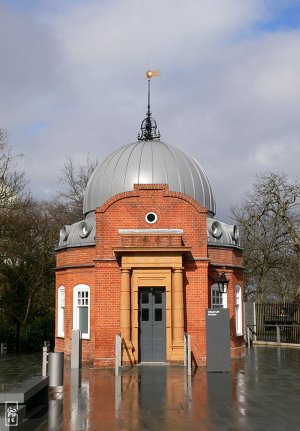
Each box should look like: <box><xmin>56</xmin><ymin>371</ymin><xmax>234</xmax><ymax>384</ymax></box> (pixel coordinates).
<box><xmin>145</xmin><ymin>212</ymin><xmax>157</xmax><ymax>224</ymax></box>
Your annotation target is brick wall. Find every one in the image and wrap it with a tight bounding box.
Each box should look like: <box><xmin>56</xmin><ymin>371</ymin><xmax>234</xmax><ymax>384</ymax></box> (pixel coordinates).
<box><xmin>55</xmin><ymin>184</ymin><xmax>245</xmax><ymax>366</ymax></box>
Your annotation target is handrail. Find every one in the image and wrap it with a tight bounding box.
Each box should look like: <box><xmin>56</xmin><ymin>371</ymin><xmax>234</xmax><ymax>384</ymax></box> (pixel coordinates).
<box><xmin>246</xmin><ymin>324</ymin><xmax>300</xmax><ymax>346</ymax></box>
<box><xmin>249</xmin><ymin>324</ymin><xmax>300</xmax><ymax>328</ymax></box>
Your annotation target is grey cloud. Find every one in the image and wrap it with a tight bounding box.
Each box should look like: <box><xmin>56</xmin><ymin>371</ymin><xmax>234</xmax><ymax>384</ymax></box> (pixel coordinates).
<box><xmin>1</xmin><ymin>0</ymin><xmax>300</xmax><ymax>223</ymax></box>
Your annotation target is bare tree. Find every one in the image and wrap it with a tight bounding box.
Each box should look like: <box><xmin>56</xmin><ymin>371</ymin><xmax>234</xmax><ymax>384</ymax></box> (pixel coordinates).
<box><xmin>232</xmin><ymin>172</ymin><xmax>300</xmax><ymax>302</ymax></box>
<box><xmin>0</xmin><ymin>130</ymin><xmax>58</xmax><ymax>351</ymax></box>
<box><xmin>0</xmin><ymin>129</ymin><xmax>26</xmax><ymax>207</ymax></box>
<box><xmin>0</xmin><ymin>199</ymin><xmax>58</xmax><ymax>352</ymax></box>
<box><xmin>57</xmin><ymin>156</ymin><xmax>97</xmax><ymax>222</ymax></box>
<box><xmin>267</xmin><ymin>256</ymin><xmax>299</xmax><ymax>302</ymax></box>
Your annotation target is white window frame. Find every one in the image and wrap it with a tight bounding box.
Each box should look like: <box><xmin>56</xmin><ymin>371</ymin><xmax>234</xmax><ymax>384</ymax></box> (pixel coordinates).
<box><xmin>211</xmin><ymin>283</ymin><xmax>227</xmax><ymax>309</ymax></box>
<box><xmin>235</xmin><ymin>285</ymin><xmax>243</xmax><ymax>336</ymax></box>
<box><xmin>57</xmin><ymin>286</ymin><xmax>65</xmax><ymax>338</ymax></box>
<box><xmin>73</xmin><ymin>284</ymin><xmax>90</xmax><ymax>339</ymax></box>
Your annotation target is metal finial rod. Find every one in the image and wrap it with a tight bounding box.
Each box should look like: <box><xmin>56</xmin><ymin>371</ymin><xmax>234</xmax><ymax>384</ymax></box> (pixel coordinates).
<box><xmin>147</xmin><ymin>78</ymin><xmax>151</xmax><ymax>116</ymax></box>
<box><xmin>137</xmin><ymin>70</ymin><xmax>161</xmax><ymax>141</ymax></box>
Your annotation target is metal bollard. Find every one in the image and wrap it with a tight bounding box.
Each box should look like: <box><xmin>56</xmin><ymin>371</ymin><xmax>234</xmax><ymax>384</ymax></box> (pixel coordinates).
<box><xmin>187</xmin><ymin>334</ymin><xmax>192</xmax><ymax>376</ymax></box>
<box><xmin>48</xmin><ymin>352</ymin><xmax>64</xmax><ymax>387</ymax></box>
<box><xmin>184</xmin><ymin>333</ymin><xmax>187</xmax><ymax>366</ymax></box>
<box><xmin>42</xmin><ymin>346</ymin><xmax>49</xmax><ymax>376</ymax></box>
<box><xmin>71</xmin><ymin>330</ymin><xmax>82</xmax><ymax>369</ymax></box>
<box><xmin>276</xmin><ymin>325</ymin><xmax>281</xmax><ymax>345</ymax></box>
<box><xmin>253</xmin><ymin>324</ymin><xmax>257</xmax><ymax>342</ymax></box>
<box><xmin>0</xmin><ymin>342</ymin><xmax>7</xmax><ymax>356</ymax></box>
<box><xmin>115</xmin><ymin>334</ymin><xmax>122</xmax><ymax>376</ymax></box>
<box><xmin>247</xmin><ymin>327</ymin><xmax>251</xmax><ymax>347</ymax></box>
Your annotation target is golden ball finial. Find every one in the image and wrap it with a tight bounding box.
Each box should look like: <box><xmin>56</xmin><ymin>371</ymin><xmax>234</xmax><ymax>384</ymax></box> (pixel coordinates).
<box><xmin>146</xmin><ymin>69</ymin><xmax>160</xmax><ymax>79</ymax></box>
<box><xmin>146</xmin><ymin>70</ymin><xmax>153</xmax><ymax>79</ymax></box>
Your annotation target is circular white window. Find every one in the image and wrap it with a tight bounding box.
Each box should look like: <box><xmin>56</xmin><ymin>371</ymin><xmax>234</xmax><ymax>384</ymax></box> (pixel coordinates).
<box><xmin>145</xmin><ymin>212</ymin><xmax>157</xmax><ymax>224</ymax></box>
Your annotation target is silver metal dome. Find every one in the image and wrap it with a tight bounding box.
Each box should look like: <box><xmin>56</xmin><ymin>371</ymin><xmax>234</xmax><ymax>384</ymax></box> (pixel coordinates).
<box><xmin>83</xmin><ymin>140</ymin><xmax>216</xmax><ymax>216</ymax></box>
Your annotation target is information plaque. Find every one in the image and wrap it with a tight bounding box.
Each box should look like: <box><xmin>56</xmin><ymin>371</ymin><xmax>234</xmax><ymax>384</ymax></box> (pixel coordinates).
<box><xmin>206</xmin><ymin>308</ymin><xmax>231</xmax><ymax>372</ymax></box>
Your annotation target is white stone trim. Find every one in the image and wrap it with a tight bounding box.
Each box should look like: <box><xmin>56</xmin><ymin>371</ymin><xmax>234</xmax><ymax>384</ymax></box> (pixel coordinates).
<box><xmin>119</xmin><ymin>229</ymin><xmax>183</xmax><ymax>234</ymax></box>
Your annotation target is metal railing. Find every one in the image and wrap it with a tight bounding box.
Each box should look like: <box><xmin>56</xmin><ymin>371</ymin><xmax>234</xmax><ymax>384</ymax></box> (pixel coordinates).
<box><xmin>247</xmin><ymin>324</ymin><xmax>300</xmax><ymax>346</ymax></box>
<box><xmin>114</xmin><ymin>333</ymin><xmax>192</xmax><ymax>375</ymax></box>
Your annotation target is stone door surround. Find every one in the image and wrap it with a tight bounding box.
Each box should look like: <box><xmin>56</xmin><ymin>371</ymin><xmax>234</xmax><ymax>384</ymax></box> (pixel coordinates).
<box><xmin>117</xmin><ymin>249</ymin><xmax>190</xmax><ymax>363</ymax></box>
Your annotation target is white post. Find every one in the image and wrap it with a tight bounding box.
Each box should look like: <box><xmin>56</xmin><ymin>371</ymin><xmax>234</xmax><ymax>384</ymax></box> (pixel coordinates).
<box><xmin>184</xmin><ymin>333</ymin><xmax>187</xmax><ymax>366</ymax></box>
<box><xmin>247</xmin><ymin>327</ymin><xmax>251</xmax><ymax>347</ymax></box>
<box><xmin>42</xmin><ymin>346</ymin><xmax>48</xmax><ymax>376</ymax></box>
<box><xmin>71</xmin><ymin>330</ymin><xmax>82</xmax><ymax>369</ymax></box>
<box><xmin>276</xmin><ymin>325</ymin><xmax>281</xmax><ymax>345</ymax></box>
<box><xmin>0</xmin><ymin>342</ymin><xmax>7</xmax><ymax>356</ymax></box>
<box><xmin>115</xmin><ymin>335</ymin><xmax>119</xmax><ymax>376</ymax></box>
<box><xmin>253</xmin><ymin>302</ymin><xmax>257</xmax><ymax>342</ymax></box>
<box><xmin>187</xmin><ymin>334</ymin><xmax>192</xmax><ymax>376</ymax></box>
<box><xmin>115</xmin><ymin>334</ymin><xmax>122</xmax><ymax>376</ymax></box>
<box><xmin>253</xmin><ymin>324</ymin><xmax>257</xmax><ymax>342</ymax></box>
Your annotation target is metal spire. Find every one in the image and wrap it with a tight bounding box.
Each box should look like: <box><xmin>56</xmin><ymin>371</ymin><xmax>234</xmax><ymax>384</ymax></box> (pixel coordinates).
<box><xmin>138</xmin><ymin>70</ymin><xmax>161</xmax><ymax>141</ymax></box>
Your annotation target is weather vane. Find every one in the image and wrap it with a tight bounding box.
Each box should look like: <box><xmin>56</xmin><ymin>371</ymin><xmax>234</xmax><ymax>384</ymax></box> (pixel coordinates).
<box><xmin>146</xmin><ymin>70</ymin><xmax>160</xmax><ymax>79</ymax></box>
<box><xmin>138</xmin><ymin>70</ymin><xmax>161</xmax><ymax>141</ymax></box>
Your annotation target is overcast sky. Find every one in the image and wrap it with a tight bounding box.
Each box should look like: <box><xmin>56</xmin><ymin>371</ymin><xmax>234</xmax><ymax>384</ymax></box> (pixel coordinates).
<box><xmin>1</xmin><ymin>0</ymin><xmax>300</xmax><ymax>222</ymax></box>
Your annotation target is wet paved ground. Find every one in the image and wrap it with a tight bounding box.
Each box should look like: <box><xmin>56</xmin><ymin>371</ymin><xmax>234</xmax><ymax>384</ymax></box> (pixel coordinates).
<box><xmin>1</xmin><ymin>346</ymin><xmax>300</xmax><ymax>430</ymax></box>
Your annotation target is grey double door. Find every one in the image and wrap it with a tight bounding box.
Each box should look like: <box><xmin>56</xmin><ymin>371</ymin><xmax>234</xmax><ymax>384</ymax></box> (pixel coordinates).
<box><xmin>139</xmin><ymin>287</ymin><xmax>166</xmax><ymax>362</ymax></box>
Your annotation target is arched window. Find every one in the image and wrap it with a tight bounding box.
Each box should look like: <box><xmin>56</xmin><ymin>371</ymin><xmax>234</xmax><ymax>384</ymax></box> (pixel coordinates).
<box><xmin>73</xmin><ymin>284</ymin><xmax>90</xmax><ymax>339</ymax></box>
<box><xmin>57</xmin><ymin>286</ymin><xmax>65</xmax><ymax>337</ymax></box>
<box><xmin>235</xmin><ymin>285</ymin><xmax>242</xmax><ymax>336</ymax></box>
<box><xmin>211</xmin><ymin>284</ymin><xmax>227</xmax><ymax>309</ymax></box>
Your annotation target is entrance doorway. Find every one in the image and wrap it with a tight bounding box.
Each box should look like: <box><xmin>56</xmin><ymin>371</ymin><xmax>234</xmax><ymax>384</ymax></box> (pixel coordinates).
<box><xmin>138</xmin><ymin>287</ymin><xmax>166</xmax><ymax>362</ymax></box>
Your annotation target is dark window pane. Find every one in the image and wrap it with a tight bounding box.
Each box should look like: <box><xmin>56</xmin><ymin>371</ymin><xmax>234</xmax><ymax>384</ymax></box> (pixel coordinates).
<box><xmin>79</xmin><ymin>307</ymin><xmax>88</xmax><ymax>334</ymax></box>
<box><xmin>155</xmin><ymin>309</ymin><xmax>162</xmax><ymax>321</ymax></box>
<box><xmin>154</xmin><ymin>292</ymin><xmax>162</xmax><ymax>304</ymax></box>
<box><xmin>141</xmin><ymin>292</ymin><xmax>149</xmax><ymax>304</ymax></box>
<box><xmin>146</xmin><ymin>213</ymin><xmax>156</xmax><ymax>223</ymax></box>
<box><xmin>142</xmin><ymin>309</ymin><xmax>149</xmax><ymax>321</ymax></box>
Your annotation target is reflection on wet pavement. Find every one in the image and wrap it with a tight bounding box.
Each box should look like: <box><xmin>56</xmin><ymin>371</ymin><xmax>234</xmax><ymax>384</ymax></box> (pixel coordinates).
<box><xmin>1</xmin><ymin>347</ymin><xmax>300</xmax><ymax>430</ymax></box>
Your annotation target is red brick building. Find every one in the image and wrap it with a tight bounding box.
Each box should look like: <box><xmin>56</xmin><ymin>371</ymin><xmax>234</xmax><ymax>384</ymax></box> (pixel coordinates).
<box><xmin>55</xmin><ymin>102</ymin><xmax>245</xmax><ymax>367</ymax></box>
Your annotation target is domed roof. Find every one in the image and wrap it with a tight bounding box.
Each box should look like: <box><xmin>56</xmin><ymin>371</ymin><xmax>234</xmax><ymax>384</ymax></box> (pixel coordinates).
<box><xmin>83</xmin><ymin>140</ymin><xmax>216</xmax><ymax>216</ymax></box>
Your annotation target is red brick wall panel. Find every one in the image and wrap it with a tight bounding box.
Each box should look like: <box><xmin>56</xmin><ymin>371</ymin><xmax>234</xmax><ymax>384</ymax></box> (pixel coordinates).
<box><xmin>55</xmin><ymin>184</ymin><xmax>245</xmax><ymax>366</ymax></box>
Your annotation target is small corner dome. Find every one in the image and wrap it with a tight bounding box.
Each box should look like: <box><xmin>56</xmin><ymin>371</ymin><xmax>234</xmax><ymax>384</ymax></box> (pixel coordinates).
<box><xmin>83</xmin><ymin>140</ymin><xmax>216</xmax><ymax>216</ymax></box>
